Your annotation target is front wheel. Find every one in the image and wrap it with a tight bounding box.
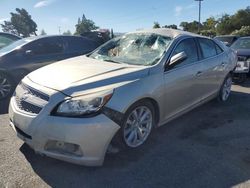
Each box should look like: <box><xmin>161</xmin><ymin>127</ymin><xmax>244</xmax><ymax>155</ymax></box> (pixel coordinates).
<box><xmin>113</xmin><ymin>100</ymin><xmax>155</xmax><ymax>149</ymax></box>
<box><xmin>0</xmin><ymin>72</ymin><xmax>14</xmax><ymax>100</ymax></box>
<box><xmin>218</xmin><ymin>74</ymin><xmax>232</xmax><ymax>102</ymax></box>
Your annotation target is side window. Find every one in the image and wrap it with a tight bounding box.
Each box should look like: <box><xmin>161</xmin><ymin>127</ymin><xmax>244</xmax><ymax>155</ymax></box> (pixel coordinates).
<box><xmin>199</xmin><ymin>38</ymin><xmax>217</xmax><ymax>59</ymax></box>
<box><xmin>171</xmin><ymin>38</ymin><xmax>198</xmax><ymax>68</ymax></box>
<box><xmin>0</xmin><ymin>36</ymin><xmax>14</xmax><ymax>48</ymax></box>
<box><xmin>67</xmin><ymin>38</ymin><xmax>97</xmax><ymax>54</ymax></box>
<box><xmin>31</xmin><ymin>38</ymin><xmax>64</xmax><ymax>55</ymax></box>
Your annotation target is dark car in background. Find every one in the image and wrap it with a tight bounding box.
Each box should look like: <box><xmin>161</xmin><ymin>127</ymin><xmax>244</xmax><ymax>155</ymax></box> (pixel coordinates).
<box><xmin>214</xmin><ymin>35</ymin><xmax>239</xmax><ymax>47</ymax></box>
<box><xmin>0</xmin><ymin>32</ymin><xmax>21</xmax><ymax>49</ymax></box>
<box><xmin>231</xmin><ymin>36</ymin><xmax>250</xmax><ymax>83</ymax></box>
<box><xmin>0</xmin><ymin>35</ymin><xmax>99</xmax><ymax>100</ymax></box>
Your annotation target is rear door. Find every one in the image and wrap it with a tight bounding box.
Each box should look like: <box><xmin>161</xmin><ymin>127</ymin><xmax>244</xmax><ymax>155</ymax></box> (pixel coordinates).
<box><xmin>196</xmin><ymin>38</ymin><xmax>226</xmax><ymax>99</ymax></box>
<box><xmin>163</xmin><ymin>37</ymin><xmax>203</xmax><ymax>121</ymax></box>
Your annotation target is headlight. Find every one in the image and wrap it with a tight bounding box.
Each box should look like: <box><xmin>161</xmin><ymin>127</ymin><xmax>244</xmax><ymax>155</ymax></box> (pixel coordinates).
<box><xmin>55</xmin><ymin>90</ymin><xmax>113</xmax><ymax>117</ymax></box>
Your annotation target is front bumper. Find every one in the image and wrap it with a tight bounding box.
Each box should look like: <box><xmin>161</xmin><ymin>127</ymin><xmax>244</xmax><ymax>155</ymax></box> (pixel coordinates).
<box><xmin>9</xmin><ymin>97</ymin><xmax>120</xmax><ymax>166</ymax></box>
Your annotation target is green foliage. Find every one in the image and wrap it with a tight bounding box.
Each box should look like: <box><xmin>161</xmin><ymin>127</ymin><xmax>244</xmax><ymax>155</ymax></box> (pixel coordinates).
<box><xmin>200</xmin><ymin>29</ymin><xmax>216</xmax><ymax>37</ymax></box>
<box><xmin>163</xmin><ymin>24</ymin><xmax>178</xmax><ymax>29</ymax></box>
<box><xmin>216</xmin><ymin>14</ymin><xmax>235</xmax><ymax>35</ymax></box>
<box><xmin>63</xmin><ymin>30</ymin><xmax>72</xmax><ymax>35</ymax></box>
<box><xmin>180</xmin><ymin>21</ymin><xmax>201</xmax><ymax>33</ymax></box>
<box><xmin>40</xmin><ymin>29</ymin><xmax>46</xmax><ymax>35</ymax></box>
<box><xmin>75</xmin><ymin>14</ymin><xmax>99</xmax><ymax>35</ymax></box>
<box><xmin>1</xmin><ymin>8</ymin><xmax>37</xmax><ymax>37</ymax></box>
<box><xmin>202</xmin><ymin>17</ymin><xmax>217</xmax><ymax>31</ymax></box>
<box><xmin>231</xmin><ymin>26</ymin><xmax>250</xmax><ymax>36</ymax></box>
<box><xmin>231</xmin><ymin>7</ymin><xmax>250</xmax><ymax>31</ymax></box>
<box><xmin>153</xmin><ymin>22</ymin><xmax>160</xmax><ymax>29</ymax></box>
<box><xmin>177</xmin><ymin>6</ymin><xmax>250</xmax><ymax>35</ymax></box>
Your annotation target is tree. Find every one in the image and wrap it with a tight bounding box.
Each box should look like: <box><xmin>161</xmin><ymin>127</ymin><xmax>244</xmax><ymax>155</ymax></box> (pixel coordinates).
<box><xmin>180</xmin><ymin>21</ymin><xmax>201</xmax><ymax>33</ymax></box>
<box><xmin>203</xmin><ymin>17</ymin><xmax>217</xmax><ymax>31</ymax></box>
<box><xmin>63</xmin><ymin>30</ymin><xmax>72</xmax><ymax>35</ymax></box>
<box><xmin>231</xmin><ymin>26</ymin><xmax>250</xmax><ymax>36</ymax></box>
<box><xmin>153</xmin><ymin>22</ymin><xmax>160</xmax><ymax>29</ymax></box>
<box><xmin>231</xmin><ymin>7</ymin><xmax>250</xmax><ymax>32</ymax></box>
<box><xmin>1</xmin><ymin>8</ymin><xmax>37</xmax><ymax>37</ymax></box>
<box><xmin>216</xmin><ymin>14</ymin><xmax>235</xmax><ymax>35</ymax></box>
<box><xmin>74</xmin><ymin>14</ymin><xmax>99</xmax><ymax>35</ymax></box>
<box><xmin>180</xmin><ymin>22</ymin><xmax>189</xmax><ymax>31</ymax></box>
<box><xmin>110</xmin><ymin>28</ymin><xmax>114</xmax><ymax>38</ymax></box>
<box><xmin>163</xmin><ymin>24</ymin><xmax>178</xmax><ymax>29</ymax></box>
<box><xmin>40</xmin><ymin>29</ymin><xmax>46</xmax><ymax>35</ymax></box>
<box><xmin>200</xmin><ymin>30</ymin><xmax>216</xmax><ymax>37</ymax></box>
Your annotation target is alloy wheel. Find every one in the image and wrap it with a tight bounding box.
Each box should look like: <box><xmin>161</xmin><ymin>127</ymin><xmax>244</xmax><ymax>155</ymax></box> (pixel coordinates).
<box><xmin>123</xmin><ymin>106</ymin><xmax>153</xmax><ymax>148</ymax></box>
<box><xmin>222</xmin><ymin>76</ymin><xmax>232</xmax><ymax>101</ymax></box>
<box><xmin>0</xmin><ymin>75</ymin><xmax>12</xmax><ymax>100</ymax></box>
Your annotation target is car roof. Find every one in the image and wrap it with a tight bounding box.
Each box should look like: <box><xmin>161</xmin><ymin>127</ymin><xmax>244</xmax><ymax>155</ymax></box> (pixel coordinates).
<box><xmin>24</xmin><ymin>35</ymin><xmax>91</xmax><ymax>42</ymax></box>
<box><xmin>0</xmin><ymin>32</ymin><xmax>21</xmax><ymax>39</ymax></box>
<box><xmin>238</xmin><ymin>36</ymin><xmax>250</xmax><ymax>39</ymax></box>
<box><xmin>26</xmin><ymin>35</ymin><xmax>84</xmax><ymax>40</ymax></box>
<box><xmin>215</xmin><ymin>35</ymin><xmax>239</xmax><ymax>38</ymax></box>
<box><xmin>127</xmin><ymin>28</ymin><xmax>201</xmax><ymax>39</ymax></box>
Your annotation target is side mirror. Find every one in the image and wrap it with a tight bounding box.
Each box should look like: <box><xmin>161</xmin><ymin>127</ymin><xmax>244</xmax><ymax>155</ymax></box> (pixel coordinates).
<box><xmin>25</xmin><ymin>50</ymin><xmax>33</xmax><ymax>56</ymax></box>
<box><xmin>169</xmin><ymin>51</ymin><xmax>187</xmax><ymax>67</ymax></box>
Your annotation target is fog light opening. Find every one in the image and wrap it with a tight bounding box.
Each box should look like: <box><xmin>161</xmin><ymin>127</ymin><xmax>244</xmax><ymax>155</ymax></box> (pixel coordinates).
<box><xmin>45</xmin><ymin>140</ymin><xmax>83</xmax><ymax>157</ymax></box>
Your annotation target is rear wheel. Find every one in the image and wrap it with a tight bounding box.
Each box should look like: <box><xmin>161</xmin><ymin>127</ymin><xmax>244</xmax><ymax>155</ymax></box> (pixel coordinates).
<box><xmin>0</xmin><ymin>72</ymin><xmax>14</xmax><ymax>100</ymax></box>
<box><xmin>218</xmin><ymin>74</ymin><xmax>232</xmax><ymax>102</ymax></box>
<box><xmin>113</xmin><ymin>100</ymin><xmax>155</xmax><ymax>149</ymax></box>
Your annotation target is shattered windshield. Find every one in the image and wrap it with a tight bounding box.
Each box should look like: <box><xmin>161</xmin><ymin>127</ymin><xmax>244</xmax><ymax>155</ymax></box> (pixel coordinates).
<box><xmin>89</xmin><ymin>33</ymin><xmax>172</xmax><ymax>66</ymax></box>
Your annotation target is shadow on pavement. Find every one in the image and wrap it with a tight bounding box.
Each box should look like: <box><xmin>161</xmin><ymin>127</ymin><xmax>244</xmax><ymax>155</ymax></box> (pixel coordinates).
<box><xmin>19</xmin><ymin>85</ymin><xmax>250</xmax><ymax>188</ymax></box>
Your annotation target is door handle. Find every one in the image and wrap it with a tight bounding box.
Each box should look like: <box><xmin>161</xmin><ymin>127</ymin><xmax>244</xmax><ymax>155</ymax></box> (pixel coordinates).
<box><xmin>221</xmin><ymin>62</ymin><xmax>226</xmax><ymax>67</ymax></box>
<box><xmin>196</xmin><ymin>71</ymin><xmax>203</xmax><ymax>77</ymax></box>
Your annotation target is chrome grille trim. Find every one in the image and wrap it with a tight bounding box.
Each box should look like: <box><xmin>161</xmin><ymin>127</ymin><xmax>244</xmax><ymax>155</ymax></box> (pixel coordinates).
<box><xmin>14</xmin><ymin>82</ymin><xmax>50</xmax><ymax>115</ymax></box>
<box><xmin>20</xmin><ymin>82</ymin><xmax>49</xmax><ymax>101</ymax></box>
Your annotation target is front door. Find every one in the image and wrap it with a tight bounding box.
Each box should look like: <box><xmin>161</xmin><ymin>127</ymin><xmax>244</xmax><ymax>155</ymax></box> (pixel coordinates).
<box><xmin>162</xmin><ymin>37</ymin><xmax>203</xmax><ymax>121</ymax></box>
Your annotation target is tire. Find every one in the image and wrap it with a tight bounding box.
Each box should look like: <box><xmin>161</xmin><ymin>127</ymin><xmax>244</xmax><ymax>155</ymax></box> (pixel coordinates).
<box><xmin>233</xmin><ymin>73</ymin><xmax>247</xmax><ymax>84</ymax></box>
<box><xmin>218</xmin><ymin>74</ymin><xmax>232</xmax><ymax>102</ymax></box>
<box><xmin>0</xmin><ymin>72</ymin><xmax>15</xmax><ymax>100</ymax></box>
<box><xmin>112</xmin><ymin>100</ymin><xmax>156</xmax><ymax>150</ymax></box>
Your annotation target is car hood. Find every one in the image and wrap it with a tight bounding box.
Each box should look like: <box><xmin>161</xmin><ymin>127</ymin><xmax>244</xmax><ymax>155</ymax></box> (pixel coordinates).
<box><xmin>235</xmin><ymin>49</ymin><xmax>250</xmax><ymax>57</ymax></box>
<box><xmin>28</xmin><ymin>56</ymin><xmax>149</xmax><ymax>96</ymax></box>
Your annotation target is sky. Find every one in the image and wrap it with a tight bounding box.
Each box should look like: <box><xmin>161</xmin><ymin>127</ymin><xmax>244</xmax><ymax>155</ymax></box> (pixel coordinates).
<box><xmin>0</xmin><ymin>0</ymin><xmax>249</xmax><ymax>35</ymax></box>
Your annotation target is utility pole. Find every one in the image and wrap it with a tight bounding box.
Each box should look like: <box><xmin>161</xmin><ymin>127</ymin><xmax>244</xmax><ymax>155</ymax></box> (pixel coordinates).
<box><xmin>58</xmin><ymin>26</ymin><xmax>61</xmax><ymax>34</ymax></box>
<box><xmin>195</xmin><ymin>0</ymin><xmax>203</xmax><ymax>33</ymax></box>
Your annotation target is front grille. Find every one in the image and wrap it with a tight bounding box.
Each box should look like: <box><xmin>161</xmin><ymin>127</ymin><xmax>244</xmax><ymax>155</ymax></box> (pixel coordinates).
<box><xmin>20</xmin><ymin>83</ymin><xmax>49</xmax><ymax>101</ymax></box>
<box><xmin>14</xmin><ymin>82</ymin><xmax>49</xmax><ymax>115</ymax></box>
<box><xmin>15</xmin><ymin>95</ymin><xmax>43</xmax><ymax>114</ymax></box>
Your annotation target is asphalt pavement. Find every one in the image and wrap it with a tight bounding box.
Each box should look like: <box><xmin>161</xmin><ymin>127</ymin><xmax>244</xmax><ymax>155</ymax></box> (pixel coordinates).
<box><xmin>1</xmin><ymin>81</ymin><xmax>250</xmax><ymax>188</ymax></box>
